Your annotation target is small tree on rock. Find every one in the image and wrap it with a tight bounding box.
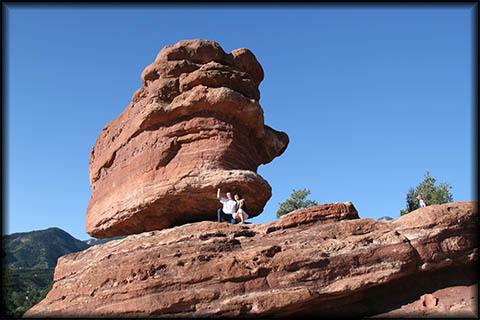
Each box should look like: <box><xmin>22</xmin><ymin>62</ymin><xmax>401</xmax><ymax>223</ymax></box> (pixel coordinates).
<box><xmin>277</xmin><ymin>188</ymin><xmax>318</xmax><ymax>218</ymax></box>
<box><xmin>400</xmin><ymin>171</ymin><xmax>453</xmax><ymax>216</ymax></box>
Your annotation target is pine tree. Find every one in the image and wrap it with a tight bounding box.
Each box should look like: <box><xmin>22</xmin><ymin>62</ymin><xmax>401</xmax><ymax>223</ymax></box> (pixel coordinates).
<box><xmin>400</xmin><ymin>171</ymin><xmax>453</xmax><ymax>216</ymax></box>
<box><xmin>277</xmin><ymin>188</ymin><xmax>318</xmax><ymax>218</ymax></box>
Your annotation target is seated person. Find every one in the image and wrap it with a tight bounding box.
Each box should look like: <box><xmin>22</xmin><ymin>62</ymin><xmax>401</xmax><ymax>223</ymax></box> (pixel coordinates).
<box><xmin>233</xmin><ymin>194</ymin><xmax>249</xmax><ymax>224</ymax></box>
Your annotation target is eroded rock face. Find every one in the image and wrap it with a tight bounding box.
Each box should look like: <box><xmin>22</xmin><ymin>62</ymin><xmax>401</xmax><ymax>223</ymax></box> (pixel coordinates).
<box><xmin>86</xmin><ymin>39</ymin><xmax>289</xmax><ymax>238</ymax></box>
<box><xmin>25</xmin><ymin>201</ymin><xmax>477</xmax><ymax>318</ymax></box>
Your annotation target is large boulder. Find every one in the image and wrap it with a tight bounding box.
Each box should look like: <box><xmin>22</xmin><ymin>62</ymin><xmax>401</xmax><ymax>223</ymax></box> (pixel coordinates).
<box><xmin>25</xmin><ymin>201</ymin><xmax>477</xmax><ymax>318</ymax></box>
<box><xmin>86</xmin><ymin>39</ymin><xmax>289</xmax><ymax>238</ymax></box>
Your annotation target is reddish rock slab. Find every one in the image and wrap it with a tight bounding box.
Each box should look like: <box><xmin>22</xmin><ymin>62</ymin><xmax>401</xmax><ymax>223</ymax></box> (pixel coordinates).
<box><xmin>86</xmin><ymin>39</ymin><xmax>289</xmax><ymax>238</ymax></box>
<box><xmin>25</xmin><ymin>201</ymin><xmax>477</xmax><ymax>318</ymax></box>
<box><xmin>279</xmin><ymin>201</ymin><xmax>359</xmax><ymax>227</ymax></box>
<box><xmin>370</xmin><ymin>276</ymin><xmax>478</xmax><ymax>318</ymax></box>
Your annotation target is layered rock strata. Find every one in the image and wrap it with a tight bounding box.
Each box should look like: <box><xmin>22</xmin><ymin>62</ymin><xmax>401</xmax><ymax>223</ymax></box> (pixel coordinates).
<box><xmin>86</xmin><ymin>39</ymin><xmax>289</xmax><ymax>238</ymax></box>
<box><xmin>26</xmin><ymin>201</ymin><xmax>477</xmax><ymax>318</ymax></box>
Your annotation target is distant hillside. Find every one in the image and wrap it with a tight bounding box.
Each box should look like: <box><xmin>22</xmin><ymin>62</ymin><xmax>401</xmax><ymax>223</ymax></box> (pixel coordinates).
<box><xmin>2</xmin><ymin>227</ymin><xmax>125</xmax><ymax>317</ymax></box>
<box><xmin>3</xmin><ymin>227</ymin><xmax>90</xmax><ymax>270</ymax></box>
<box><xmin>2</xmin><ymin>227</ymin><xmax>124</xmax><ymax>292</ymax></box>
<box><xmin>377</xmin><ymin>216</ymin><xmax>394</xmax><ymax>221</ymax></box>
<box><xmin>83</xmin><ymin>235</ymin><xmax>126</xmax><ymax>246</ymax></box>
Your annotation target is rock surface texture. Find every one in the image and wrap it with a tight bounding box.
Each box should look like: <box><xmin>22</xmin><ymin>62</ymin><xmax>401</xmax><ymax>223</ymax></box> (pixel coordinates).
<box><xmin>25</xmin><ymin>201</ymin><xmax>478</xmax><ymax>318</ymax></box>
<box><xmin>86</xmin><ymin>39</ymin><xmax>289</xmax><ymax>238</ymax></box>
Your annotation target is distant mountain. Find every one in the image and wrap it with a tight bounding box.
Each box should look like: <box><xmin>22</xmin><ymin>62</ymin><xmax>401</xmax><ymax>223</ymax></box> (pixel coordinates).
<box><xmin>3</xmin><ymin>227</ymin><xmax>90</xmax><ymax>270</ymax></box>
<box><xmin>83</xmin><ymin>235</ymin><xmax>126</xmax><ymax>246</ymax></box>
<box><xmin>2</xmin><ymin>227</ymin><xmax>126</xmax><ymax>317</ymax></box>
<box><xmin>377</xmin><ymin>216</ymin><xmax>394</xmax><ymax>221</ymax></box>
<box><xmin>2</xmin><ymin>227</ymin><xmax>123</xmax><ymax>293</ymax></box>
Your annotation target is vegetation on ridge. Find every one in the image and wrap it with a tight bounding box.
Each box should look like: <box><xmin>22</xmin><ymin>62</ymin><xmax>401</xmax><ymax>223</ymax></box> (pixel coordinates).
<box><xmin>277</xmin><ymin>188</ymin><xmax>319</xmax><ymax>218</ymax></box>
<box><xmin>2</xmin><ymin>227</ymin><xmax>121</xmax><ymax>318</ymax></box>
<box><xmin>400</xmin><ymin>171</ymin><xmax>453</xmax><ymax>216</ymax></box>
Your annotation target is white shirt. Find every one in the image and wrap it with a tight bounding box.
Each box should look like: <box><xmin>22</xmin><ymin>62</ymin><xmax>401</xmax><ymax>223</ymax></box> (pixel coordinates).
<box><xmin>419</xmin><ymin>199</ymin><xmax>426</xmax><ymax>208</ymax></box>
<box><xmin>220</xmin><ymin>197</ymin><xmax>237</xmax><ymax>214</ymax></box>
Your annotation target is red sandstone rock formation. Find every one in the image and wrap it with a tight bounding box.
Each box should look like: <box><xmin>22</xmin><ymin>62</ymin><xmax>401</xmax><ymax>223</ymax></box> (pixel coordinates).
<box><xmin>373</xmin><ymin>285</ymin><xmax>478</xmax><ymax>318</ymax></box>
<box><xmin>25</xmin><ymin>201</ymin><xmax>477</xmax><ymax>318</ymax></box>
<box><xmin>86</xmin><ymin>39</ymin><xmax>289</xmax><ymax>238</ymax></box>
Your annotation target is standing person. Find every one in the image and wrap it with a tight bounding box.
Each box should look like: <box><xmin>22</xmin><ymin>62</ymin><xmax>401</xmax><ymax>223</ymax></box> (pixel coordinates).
<box><xmin>233</xmin><ymin>194</ymin><xmax>249</xmax><ymax>224</ymax></box>
<box><xmin>217</xmin><ymin>188</ymin><xmax>238</xmax><ymax>224</ymax></box>
<box><xmin>417</xmin><ymin>195</ymin><xmax>427</xmax><ymax>208</ymax></box>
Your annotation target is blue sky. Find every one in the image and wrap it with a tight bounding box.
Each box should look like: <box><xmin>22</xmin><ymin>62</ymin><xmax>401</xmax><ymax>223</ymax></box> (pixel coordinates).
<box><xmin>4</xmin><ymin>4</ymin><xmax>476</xmax><ymax>240</ymax></box>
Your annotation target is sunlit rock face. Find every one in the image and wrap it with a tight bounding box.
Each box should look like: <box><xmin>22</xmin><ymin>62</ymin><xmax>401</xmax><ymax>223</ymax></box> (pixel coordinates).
<box><xmin>86</xmin><ymin>39</ymin><xmax>289</xmax><ymax>238</ymax></box>
<box><xmin>27</xmin><ymin>201</ymin><xmax>477</xmax><ymax>317</ymax></box>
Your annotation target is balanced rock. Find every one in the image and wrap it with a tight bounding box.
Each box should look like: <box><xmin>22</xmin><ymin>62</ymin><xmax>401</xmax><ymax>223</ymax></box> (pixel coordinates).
<box><xmin>86</xmin><ymin>39</ymin><xmax>289</xmax><ymax>238</ymax></box>
<box><xmin>25</xmin><ymin>201</ymin><xmax>477</xmax><ymax>317</ymax></box>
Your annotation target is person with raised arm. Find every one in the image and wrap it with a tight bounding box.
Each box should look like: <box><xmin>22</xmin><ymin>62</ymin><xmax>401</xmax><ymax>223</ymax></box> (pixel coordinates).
<box><xmin>217</xmin><ymin>188</ymin><xmax>238</xmax><ymax>224</ymax></box>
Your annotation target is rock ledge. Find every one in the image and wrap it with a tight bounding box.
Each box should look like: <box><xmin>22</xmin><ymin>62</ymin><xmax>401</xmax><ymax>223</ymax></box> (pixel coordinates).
<box><xmin>26</xmin><ymin>201</ymin><xmax>477</xmax><ymax>318</ymax></box>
